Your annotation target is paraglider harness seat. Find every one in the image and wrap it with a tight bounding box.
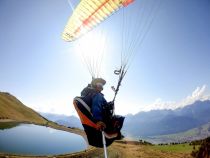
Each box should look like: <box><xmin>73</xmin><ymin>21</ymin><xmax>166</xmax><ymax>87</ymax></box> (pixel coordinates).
<box><xmin>73</xmin><ymin>96</ymin><xmax>124</xmax><ymax>147</ymax></box>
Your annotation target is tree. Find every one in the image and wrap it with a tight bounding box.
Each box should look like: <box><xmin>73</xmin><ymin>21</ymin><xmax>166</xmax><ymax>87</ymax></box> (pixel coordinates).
<box><xmin>191</xmin><ymin>137</ymin><xmax>210</xmax><ymax>158</ymax></box>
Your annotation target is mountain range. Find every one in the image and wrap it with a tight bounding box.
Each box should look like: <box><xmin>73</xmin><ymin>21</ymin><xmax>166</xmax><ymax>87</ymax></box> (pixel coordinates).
<box><xmin>1</xmin><ymin>91</ymin><xmax>210</xmax><ymax>143</ymax></box>
<box><xmin>122</xmin><ymin>100</ymin><xmax>210</xmax><ymax>137</ymax></box>
<box><xmin>41</xmin><ymin>100</ymin><xmax>210</xmax><ymax>142</ymax></box>
<box><xmin>41</xmin><ymin>112</ymin><xmax>83</xmax><ymax>129</ymax></box>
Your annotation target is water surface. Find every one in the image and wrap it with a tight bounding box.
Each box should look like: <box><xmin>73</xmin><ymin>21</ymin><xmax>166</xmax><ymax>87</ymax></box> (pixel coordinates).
<box><xmin>0</xmin><ymin>123</ymin><xmax>87</xmax><ymax>155</ymax></box>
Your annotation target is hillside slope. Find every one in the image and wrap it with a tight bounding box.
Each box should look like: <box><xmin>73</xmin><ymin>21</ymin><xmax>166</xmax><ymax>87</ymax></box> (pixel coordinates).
<box><xmin>0</xmin><ymin>92</ymin><xmax>47</xmax><ymax>124</ymax></box>
<box><xmin>145</xmin><ymin>122</ymin><xmax>210</xmax><ymax>144</ymax></box>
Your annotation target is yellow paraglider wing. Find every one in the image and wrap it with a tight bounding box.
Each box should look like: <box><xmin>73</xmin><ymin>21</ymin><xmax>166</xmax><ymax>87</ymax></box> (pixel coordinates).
<box><xmin>62</xmin><ymin>0</ymin><xmax>134</xmax><ymax>42</ymax></box>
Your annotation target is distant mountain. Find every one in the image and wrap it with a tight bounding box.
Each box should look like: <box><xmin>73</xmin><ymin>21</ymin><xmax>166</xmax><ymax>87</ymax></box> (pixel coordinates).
<box><xmin>41</xmin><ymin>113</ymin><xmax>83</xmax><ymax>129</ymax></box>
<box><xmin>0</xmin><ymin>92</ymin><xmax>47</xmax><ymax>124</ymax></box>
<box><xmin>123</xmin><ymin>100</ymin><xmax>210</xmax><ymax>137</ymax></box>
<box><xmin>145</xmin><ymin>122</ymin><xmax>210</xmax><ymax>144</ymax></box>
<box><xmin>38</xmin><ymin>99</ymin><xmax>210</xmax><ymax>143</ymax></box>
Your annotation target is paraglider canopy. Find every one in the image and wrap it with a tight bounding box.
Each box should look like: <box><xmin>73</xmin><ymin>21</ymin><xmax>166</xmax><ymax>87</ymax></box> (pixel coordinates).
<box><xmin>62</xmin><ymin>0</ymin><xmax>134</xmax><ymax>42</ymax></box>
<box><xmin>62</xmin><ymin>0</ymin><xmax>162</xmax><ymax>100</ymax></box>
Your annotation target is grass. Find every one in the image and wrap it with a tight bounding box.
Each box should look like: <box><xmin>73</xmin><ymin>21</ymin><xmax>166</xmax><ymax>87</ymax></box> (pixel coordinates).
<box><xmin>85</xmin><ymin>142</ymin><xmax>193</xmax><ymax>158</ymax></box>
<box><xmin>152</xmin><ymin>143</ymin><xmax>199</xmax><ymax>153</ymax></box>
<box><xmin>0</xmin><ymin>122</ymin><xmax>20</xmax><ymax>130</ymax></box>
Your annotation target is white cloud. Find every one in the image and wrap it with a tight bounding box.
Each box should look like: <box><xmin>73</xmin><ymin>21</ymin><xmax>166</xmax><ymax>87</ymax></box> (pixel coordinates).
<box><xmin>143</xmin><ymin>85</ymin><xmax>210</xmax><ymax>111</ymax></box>
<box><xmin>143</xmin><ymin>98</ymin><xmax>175</xmax><ymax>111</ymax></box>
<box><xmin>178</xmin><ymin>85</ymin><xmax>210</xmax><ymax>108</ymax></box>
<box><xmin>26</xmin><ymin>95</ymin><xmax>77</xmax><ymax>116</ymax></box>
<box><xmin>26</xmin><ymin>85</ymin><xmax>210</xmax><ymax>116</ymax></box>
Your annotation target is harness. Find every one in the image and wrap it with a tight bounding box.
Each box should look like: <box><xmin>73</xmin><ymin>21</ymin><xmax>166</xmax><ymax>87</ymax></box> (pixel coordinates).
<box><xmin>81</xmin><ymin>87</ymin><xmax>97</xmax><ymax>109</ymax></box>
<box><xmin>80</xmin><ymin>87</ymin><xmax>114</xmax><ymax>120</ymax></box>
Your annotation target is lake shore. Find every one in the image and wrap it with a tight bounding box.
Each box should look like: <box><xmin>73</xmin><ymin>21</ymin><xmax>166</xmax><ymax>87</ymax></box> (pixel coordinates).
<box><xmin>0</xmin><ymin>119</ymin><xmax>98</xmax><ymax>158</ymax></box>
<box><xmin>0</xmin><ymin>119</ymin><xmax>17</xmax><ymax>122</ymax></box>
<box><xmin>0</xmin><ymin>141</ymin><xmax>193</xmax><ymax>158</ymax></box>
<box><xmin>0</xmin><ymin>119</ymin><xmax>85</xmax><ymax>136</ymax></box>
<box><xmin>0</xmin><ymin>119</ymin><xmax>193</xmax><ymax>158</ymax></box>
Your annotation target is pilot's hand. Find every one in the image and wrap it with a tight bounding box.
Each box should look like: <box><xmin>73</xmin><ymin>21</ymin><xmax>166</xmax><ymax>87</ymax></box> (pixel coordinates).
<box><xmin>96</xmin><ymin>121</ymin><xmax>106</xmax><ymax>131</ymax></box>
<box><xmin>108</xmin><ymin>101</ymin><xmax>114</xmax><ymax>108</ymax></box>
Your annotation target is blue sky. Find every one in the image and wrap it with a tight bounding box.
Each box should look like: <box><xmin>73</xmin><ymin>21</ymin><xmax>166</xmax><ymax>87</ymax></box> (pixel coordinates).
<box><xmin>0</xmin><ymin>0</ymin><xmax>210</xmax><ymax>116</ymax></box>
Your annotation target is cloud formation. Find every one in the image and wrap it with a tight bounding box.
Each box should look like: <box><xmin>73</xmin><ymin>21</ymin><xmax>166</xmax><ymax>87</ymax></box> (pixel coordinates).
<box><xmin>144</xmin><ymin>85</ymin><xmax>210</xmax><ymax>111</ymax></box>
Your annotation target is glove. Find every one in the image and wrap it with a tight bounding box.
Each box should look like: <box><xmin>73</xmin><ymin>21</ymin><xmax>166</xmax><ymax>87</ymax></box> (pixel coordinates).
<box><xmin>96</xmin><ymin>121</ymin><xmax>106</xmax><ymax>131</ymax></box>
<box><xmin>107</xmin><ymin>101</ymin><xmax>114</xmax><ymax>109</ymax></box>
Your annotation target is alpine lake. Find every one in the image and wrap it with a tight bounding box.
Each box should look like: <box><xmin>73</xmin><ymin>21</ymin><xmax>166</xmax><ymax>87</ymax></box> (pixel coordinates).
<box><xmin>0</xmin><ymin>122</ymin><xmax>88</xmax><ymax>156</ymax></box>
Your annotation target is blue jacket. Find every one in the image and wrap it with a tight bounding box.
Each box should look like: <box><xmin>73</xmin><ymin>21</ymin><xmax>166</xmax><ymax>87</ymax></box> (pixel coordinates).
<box><xmin>91</xmin><ymin>92</ymin><xmax>107</xmax><ymax>121</ymax></box>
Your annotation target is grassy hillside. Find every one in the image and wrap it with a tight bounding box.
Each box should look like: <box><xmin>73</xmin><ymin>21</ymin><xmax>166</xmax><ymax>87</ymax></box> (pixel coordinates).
<box><xmin>84</xmin><ymin>142</ymin><xmax>193</xmax><ymax>158</ymax></box>
<box><xmin>0</xmin><ymin>92</ymin><xmax>47</xmax><ymax>124</ymax></box>
<box><xmin>152</xmin><ymin>143</ymin><xmax>198</xmax><ymax>153</ymax></box>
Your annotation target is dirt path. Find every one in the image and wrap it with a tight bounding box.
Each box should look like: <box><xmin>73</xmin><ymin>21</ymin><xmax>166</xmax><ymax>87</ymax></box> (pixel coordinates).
<box><xmin>0</xmin><ymin>119</ymin><xmax>16</xmax><ymax>122</ymax></box>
